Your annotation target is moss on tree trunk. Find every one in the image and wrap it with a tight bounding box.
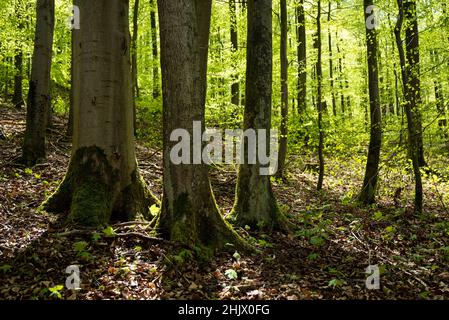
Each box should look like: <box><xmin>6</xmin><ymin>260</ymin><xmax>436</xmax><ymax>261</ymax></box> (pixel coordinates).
<box><xmin>43</xmin><ymin>146</ymin><xmax>155</xmax><ymax>226</ymax></box>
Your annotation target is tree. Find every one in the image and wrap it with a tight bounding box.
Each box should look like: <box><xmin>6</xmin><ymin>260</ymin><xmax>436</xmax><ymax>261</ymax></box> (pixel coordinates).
<box><xmin>277</xmin><ymin>0</ymin><xmax>288</xmax><ymax>179</ymax></box>
<box><xmin>358</xmin><ymin>0</ymin><xmax>382</xmax><ymax>205</ymax></box>
<box><xmin>315</xmin><ymin>0</ymin><xmax>325</xmax><ymax>191</ymax></box>
<box><xmin>131</xmin><ymin>0</ymin><xmax>140</xmax><ymax>135</ymax></box>
<box><xmin>404</xmin><ymin>0</ymin><xmax>425</xmax><ymax>167</ymax></box>
<box><xmin>156</xmin><ymin>0</ymin><xmax>245</xmax><ymax>251</ymax></box>
<box><xmin>150</xmin><ymin>0</ymin><xmax>159</xmax><ymax>99</ymax></box>
<box><xmin>22</xmin><ymin>0</ymin><xmax>55</xmax><ymax>166</ymax></box>
<box><xmin>296</xmin><ymin>0</ymin><xmax>307</xmax><ymax>116</ymax></box>
<box><xmin>229</xmin><ymin>0</ymin><xmax>240</xmax><ymax>106</ymax></box>
<box><xmin>231</xmin><ymin>0</ymin><xmax>288</xmax><ymax>231</ymax></box>
<box><xmin>328</xmin><ymin>2</ymin><xmax>336</xmax><ymax>117</ymax></box>
<box><xmin>44</xmin><ymin>0</ymin><xmax>155</xmax><ymax>226</ymax></box>
<box><xmin>394</xmin><ymin>0</ymin><xmax>423</xmax><ymax>213</ymax></box>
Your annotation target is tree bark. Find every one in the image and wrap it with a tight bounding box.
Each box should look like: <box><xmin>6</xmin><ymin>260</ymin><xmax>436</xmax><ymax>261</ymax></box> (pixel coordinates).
<box><xmin>229</xmin><ymin>0</ymin><xmax>240</xmax><ymax>106</ymax></box>
<box><xmin>359</xmin><ymin>0</ymin><xmax>382</xmax><ymax>205</ymax></box>
<box><xmin>231</xmin><ymin>0</ymin><xmax>288</xmax><ymax>231</ymax></box>
<box><xmin>22</xmin><ymin>0</ymin><xmax>55</xmax><ymax>166</ymax></box>
<box><xmin>296</xmin><ymin>0</ymin><xmax>307</xmax><ymax>116</ymax></box>
<box><xmin>131</xmin><ymin>0</ymin><xmax>140</xmax><ymax>135</ymax></box>
<box><xmin>44</xmin><ymin>0</ymin><xmax>156</xmax><ymax>226</ymax></box>
<box><xmin>316</xmin><ymin>0</ymin><xmax>325</xmax><ymax>191</ymax></box>
<box><xmin>277</xmin><ymin>0</ymin><xmax>288</xmax><ymax>179</ymax></box>
<box><xmin>394</xmin><ymin>0</ymin><xmax>423</xmax><ymax>213</ymax></box>
<box><xmin>157</xmin><ymin>0</ymin><xmax>246</xmax><ymax>251</ymax></box>
<box><xmin>404</xmin><ymin>0</ymin><xmax>425</xmax><ymax>167</ymax></box>
<box><xmin>150</xmin><ymin>0</ymin><xmax>159</xmax><ymax>99</ymax></box>
<box><xmin>12</xmin><ymin>51</ymin><xmax>24</xmax><ymax>109</ymax></box>
<box><xmin>328</xmin><ymin>2</ymin><xmax>336</xmax><ymax>117</ymax></box>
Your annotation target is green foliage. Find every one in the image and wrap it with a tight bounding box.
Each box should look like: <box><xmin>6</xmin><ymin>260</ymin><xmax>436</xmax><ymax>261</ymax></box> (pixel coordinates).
<box><xmin>224</xmin><ymin>269</ymin><xmax>238</xmax><ymax>280</ymax></box>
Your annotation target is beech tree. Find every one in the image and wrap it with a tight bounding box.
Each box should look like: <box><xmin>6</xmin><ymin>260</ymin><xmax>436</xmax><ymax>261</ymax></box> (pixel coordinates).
<box><xmin>231</xmin><ymin>0</ymin><xmax>287</xmax><ymax>231</ymax></box>
<box><xmin>22</xmin><ymin>0</ymin><xmax>55</xmax><ymax>166</ymax></box>
<box><xmin>359</xmin><ymin>0</ymin><xmax>382</xmax><ymax>205</ymax></box>
<box><xmin>156</xmin><ymin>0</ymin><xmax>245</xmax><ymax>251</ymax></box>
<box><xmin>44</xmin><ymin>0</ymin><xmax>155</xmax><ymax>226</ymax></box>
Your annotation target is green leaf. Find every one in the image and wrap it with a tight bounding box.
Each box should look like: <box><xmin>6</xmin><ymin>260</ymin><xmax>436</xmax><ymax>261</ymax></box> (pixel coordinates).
<box><xmin>310</xmin><ymin>236</ymin><xmax>325</xmax><ymax>246</ymax></box>
<box><xmin>225</xmin><ymin>269</ymin><xmax>238</xmax><ymax>280</ymax></box>
<box><xmin>149</xmin><ymin>204</ymin><xmax>160</xmax><ymax>216</ymax></box>
<box><xmin>233</xmin><ymin>251</ymin><xmax>241</xmax><ymax>261</ymax></box>
<box><xmin>102</xmin><ymin>226</ymin><xmax>116</xmax><ymax>237</ymax></box>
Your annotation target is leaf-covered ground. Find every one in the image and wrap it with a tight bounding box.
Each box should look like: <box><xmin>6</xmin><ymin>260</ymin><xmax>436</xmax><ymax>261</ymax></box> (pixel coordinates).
<box><xmin>1</xmin><ymin>105</ymin><xmax>449</xmax><ymax>300</ymax></box>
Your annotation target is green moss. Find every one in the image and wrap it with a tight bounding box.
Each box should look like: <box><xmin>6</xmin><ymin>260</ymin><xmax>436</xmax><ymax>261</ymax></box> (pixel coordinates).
<box><xmin>43</xmin><ymin>146</ymin><xmax>118</xmax><ymax>227</ymax></box>
<box><xmin>157</xmin><ymin>192</ymin><xmax>251</xmax><ymax>255</ymax></box>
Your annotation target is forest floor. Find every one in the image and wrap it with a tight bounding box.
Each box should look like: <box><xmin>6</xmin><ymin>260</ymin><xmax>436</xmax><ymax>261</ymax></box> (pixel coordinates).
<box><xmin>1</xmin><ymin>104</ymin><xmax>449</xmax><ymax>300</ymax></box>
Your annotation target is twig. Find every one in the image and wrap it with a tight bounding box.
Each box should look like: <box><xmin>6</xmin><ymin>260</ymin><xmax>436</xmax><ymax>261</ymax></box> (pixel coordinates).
<box><xmin>112</xmin><ymin>221</ymin><xmax>151</xmax><ymax>228</ymax></box>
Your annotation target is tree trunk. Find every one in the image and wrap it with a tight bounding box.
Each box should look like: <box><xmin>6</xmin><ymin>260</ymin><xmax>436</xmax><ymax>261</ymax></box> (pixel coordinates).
<box><xmin>229</xmin><ymin>0</ymin><xmax>240</xmax><ymax>106</ymax></box>
<box><xmin>22</xmin><ymin>0</ymin><xmax>55</xmax><ymax>166</ymax></box>
<box><xmin>43</xmin><ymin>0</ymin><xmax>156</xmax><ymax>226</ymax></box>
<box><xmin>150</xmin><ymin>0</ymin><xmax>159</xmax><ymax>99</ymax></box>
<box><xmin>231</xmin><ymin>0</ymin><xmax>288</xmax><ymax>231</ymax></box>
<box><xmin>336</xmin><ymin>32</ymin><xmax>345</xmax><ymax>115</ymax></box>
<box><xmin>12</xmin><ymin>50</ymin><xmax>24</xmax><ymax>109</ymax></box>
<box><xmin>277</xmin><ymin>0</ymin><xmax>288</xmax><ymax>179</ymax></box>
<box><xmin>157</xmin><ymin>0</ymin><xmax>245</xmax><ymax>251</ymax></box>
<box><xmin>359</xmin><ymin>0</ymin><xmax>382</xmax><ymax>205</ymax></box>
<box><xmin>328</xmin><ymin>2</ymin><xmax>336</xmax><ymax>117</ymax></box>
<box><xmin>131</xmin><ymin>0</ymin><xmax>140</xmax><ymax>135</ymax></box>
<box><xmin>316</xmin><ymin>0</ymin><xmax>325</xmax><ymax>190</ymax></box>
<box><xmin>394</xmin><ymin>0</ymin><xmax>423</xmax><ymax>213</ymax></box>
<box><xmin>404</xmin><ymin>0</ymin><xmax>425</xmax><ymax>167</ymax></box>
<box><xmin>296</xmin><ymin>0</ymin><xmax>307</xmax><ymax>116</ymax></box>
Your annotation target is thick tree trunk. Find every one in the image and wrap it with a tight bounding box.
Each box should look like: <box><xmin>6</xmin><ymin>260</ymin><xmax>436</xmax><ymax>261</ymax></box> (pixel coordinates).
<box><xmin>22</xmin><ymin>0</ymin><xmax>55</xmax><ymax>167</ymax></box>
<box><xmin>229</xmin><ymin>0</ymin><xmax>240</xmax><ymax>106</ymax></box>
<box><xmin>395</xmin><ymin>0</ymin><xmax>423</xmax><ymax>213</ymax></box>
<box><xmin>316</xmin><ymin>0</ymin><xmax>325</xmax><ymax>191</ymax></box>
<box><xmin>359</xmin><ymin>0</ymin><xmax>382</xmax><ymax>205</ymax></box>
<box><xmin>44</xmin><ymin>0</ymin><xmax>155</xmax><ymax>226</ymax></box>
<box><xmin>296</xmin><ymin>0</ymin><xmax>307</xmax><ymax>116</ymax></box>
<box><xmin>231</xmin><ymin>0</ymin><xmax>288</xmax><ymax>231</ymax></box>
<box><xmin>150</xmin><ymin>0</ymin><xmax>159</xmax><ymax>99</ymax></box>
<box><xmin>277</xmin><ymin>0</ymin><xmax>288</xmax><ymax>179</ymax></box>
<box><xmin>157</xmin><ymin>0</ymin><xmax>245</xmax><ymax>251</ymax></box>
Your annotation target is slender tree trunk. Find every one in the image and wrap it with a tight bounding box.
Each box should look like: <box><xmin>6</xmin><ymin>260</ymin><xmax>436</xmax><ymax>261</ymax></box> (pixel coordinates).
<box><xmin>22</xmin><ymin>0</ymin><xmax>55</xmax><ymax>166</ymax></box>
<box><xmin>434</xmin><ymin>80</ymin><xmax>449</xmax><ymax>148</ymax></box>
<box><xmin>277</xmin><ymin>0</ymin><xmax>288</xmax><ymax>179</ymax></box>
<box><xmin>328</xmin><ymin>2</ymin><xmax>336</xmax><ymax>117</ymax></box>
<box><xmin>44</xmin><ymin>0</ymin><xmax>156</xmax><ymax>226</ymax></box>
<box><xmin>150</xmin><ymin>0</ymin><xmax>159</xmax><ymax>99</ymax></box>
<box><xmin>296</xmin><ymin>0</ymin><xmax>307</xmax><ymax>116</ymax></box>
<box><xmin>316</xmin><ymin>0</ymin><xmax>325</xmax><ymax>190</ymax></box>
<box><xmin>131</xmin><ymin>0</ymin><xmax>140</xmax><ymax>135</ymax></box>
<box><xmin>404</xmin><ymin>0</ymin><xmax>425</xmax><ymax>167</ymax></box>
<box><xmin>394</xmin><ymin>0</ymin><xmax>423</xmax><ymax>213</ymax></box>
<box><xmin>12</xmin><ymin>50</ymin><xmax>24</xmax><ymax>108</ymax></box>
<box><xmin>157</xmin><ymin>0</ymin><xmax>245</xmax><ymax>251</ymax></box>
<box><xmin>359</xmin><ymin>0</ymin><xmax>382</xmax><ymax>205</ymax></box>
<box><xmin>3</xmin><ymin>57</ymin><xmax>9</xmax><ymax>100</ymax></box>
<box><xmin>231</xmin><ymin>0</ymin><xmax>288</xmax><ymax>231</ymax></box>
<box><xmin>336</xmin><ymin>33</ymin><xmax>345</xmax><ymax>115</ymax></box>
<box><xmin>229</xmin><ymin>0</ymin><xmax>240</xmax><ymax>106</ymax></box>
